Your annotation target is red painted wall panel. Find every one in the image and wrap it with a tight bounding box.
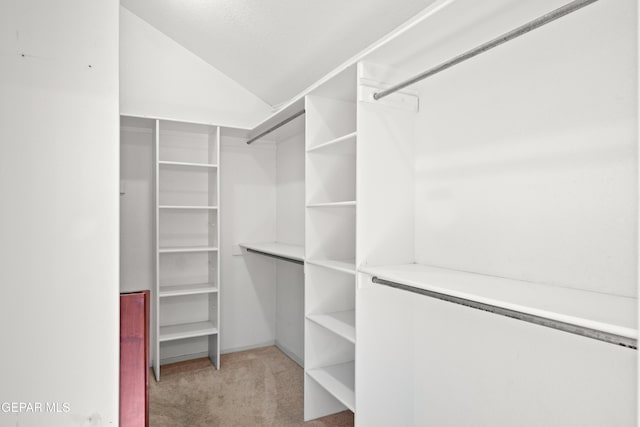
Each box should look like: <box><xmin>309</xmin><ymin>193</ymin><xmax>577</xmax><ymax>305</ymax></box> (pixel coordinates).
<box><xmin>120</xmin><ymin>291</ymin><xmax>149</xmax><ymax>427</ymax></box>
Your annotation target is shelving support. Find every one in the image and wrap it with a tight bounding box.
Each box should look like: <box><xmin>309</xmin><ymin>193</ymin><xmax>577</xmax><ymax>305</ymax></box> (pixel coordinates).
<box><xmin>371</xmin><ymin>276</ymin><xmax>637</xmax><ymax>349</ymax></box>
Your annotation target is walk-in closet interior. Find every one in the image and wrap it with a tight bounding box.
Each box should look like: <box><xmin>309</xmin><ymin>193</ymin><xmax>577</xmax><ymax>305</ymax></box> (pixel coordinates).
<box><xmin>116</xmin><ymin>0</ymin><xmax>637</xmax><ymax>425</ymax></box>
<box><xmin>7</xmin><ymin>0</ymin><xmax>640</xmax><ymax>427</ymax></box>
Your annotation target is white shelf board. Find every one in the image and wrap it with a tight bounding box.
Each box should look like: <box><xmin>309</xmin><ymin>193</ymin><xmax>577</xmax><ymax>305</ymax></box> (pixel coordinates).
<box><xmin>306</xmin><ymin>201</ymin><xmax>356</xmax><ymax>208</ymax></box>
<box><xmin>247</xmin><ymin>98</ymin><xmax>305</xmax><ymax>142</ymax></box>
<box><xmin>159</xmin><ymin>246</ymin><xmax>218</xmax><ymax>254</ymax></box>
<box><xmin>159</xmin><ymin>321</ymin><xmax>217</xmax><ymax>342</ymax></box>
<box><xmin>159</xmin><ymin>283</ymin><xmax>218</xmax><ymax>298</ymax></box>
<box><xmin>307</xmin><ymin>131</ymin><xmax>357</xmax><ymax>153</ymax></box>
<box><xmin>240</xmin><ymin>242</ymin><xmax>305</xmax><ymax>262</ymax></box>
<box><xmin>307</xmin><ymin>362</ymin><xmax>355</xmax><ymax>412</ymax></box>
<box><xmin>307</xmin><ymin>259</ymin><xmax>355</xmax><ymax>275</ymax></box>
<box><xmin>360</xmin><ymin>264</ymin><xmax>638</xmax><ymax>339</ymax></box>
<box><xmin>159</xmin><ymin>205</ymin><xmax>218</xmax><ymax>210</ymax></box>
<box><xmin>158</xmin><ymin>160</ymin><xmax>217</xmax><ymax>169</ymax></box>
<box><xmin>307</xmin><ymin>310</ymin><xmax>356</xmax><ymax>343</ymax></box>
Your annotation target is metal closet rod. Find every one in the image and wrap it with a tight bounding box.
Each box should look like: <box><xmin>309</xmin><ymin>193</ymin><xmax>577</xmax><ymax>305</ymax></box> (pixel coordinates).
<box><xmin>371</xmin><ymin>277</ymin><xmax>637</xmax><ymax>349</ymax></box>
<box><xmin>245</xmin><ymin>248</ymin><xmax>304</xmax><ymax>265</ymax></box>
<box><xmin>246</xmin><ymin>110</ymin><xmax>306</xmax><ymax>145</ymax></box>
<box><xmin>373</xmin><ymin>0</ymin><xmax>600</xmax><ymax>100</ymax></box>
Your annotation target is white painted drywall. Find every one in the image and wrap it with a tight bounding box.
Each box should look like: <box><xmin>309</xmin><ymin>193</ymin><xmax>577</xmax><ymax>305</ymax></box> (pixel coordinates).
<box><xmin>220</xmin><ymin>138</ymin><xmax>278</xmax><ymax>352</ymax></box>
<box><xmin>119</xmin><ymin>6</ymin><xmax>272</xmax><ymax>128</ymax></box>
<box><xmin>120</xmin><ymin>119</ymin><xmax>155</xmax><ymax>293</ymax></box>
<box><xmin>0</xmin><ymin>0</ymin><xmax>119</xmax><ymax>426</ymax></box>
<box><xmin>275</xmin><ymin>132</ymin><xmax>306</xmax><ymax>364</ymax></box>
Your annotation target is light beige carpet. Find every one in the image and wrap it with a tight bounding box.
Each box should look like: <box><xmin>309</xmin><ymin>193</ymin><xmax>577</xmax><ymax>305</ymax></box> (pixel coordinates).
<box><xmin>150</xmin><ymin>346</ymin><xmax>354</xmax><ymax>427</ymax></box>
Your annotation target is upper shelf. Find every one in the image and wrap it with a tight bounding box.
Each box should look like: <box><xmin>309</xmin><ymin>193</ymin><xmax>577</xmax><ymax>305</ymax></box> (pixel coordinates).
<box><xmin>159</xmin><ymin>246</ymin><xmax>218</xmax><ymax>254</ymax></box>
<box><xmin>159</xmin><ymin>160</ymin><xmax>218</xmax><ymax>169</ymax></box>
<box><xmin>359</xmin><ymin>264</ymin><xmax>638</xmax><ymax>342</ymax></box>
<box><xmin>307</xmin><ymin>132</ymin><xmax>356</xmax><ymax>154</ymax></box>
<box><xmin>240</xmin><ymin>242</ymin><xmax>305</xmax><ymax>262</ymax></box>
<box><xmin>307</xmin><ymin>201</ymin><xmax>356</xmax><ymax>208</ymax></box>
<box><xmin>159</xmin><ymin>205</ymin><xmax>218</xmax><ymax>210</ymax></box>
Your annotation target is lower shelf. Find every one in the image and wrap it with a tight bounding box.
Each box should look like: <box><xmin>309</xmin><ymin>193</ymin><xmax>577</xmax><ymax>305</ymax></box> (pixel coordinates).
<box><xmin>159</xmin><ymin>283</ymin><xmax>218</xmax><ymax>298</ymax></box>
<box><xmin>307</xmin><ymin>361</ymin><xmax>355</xmax><ymax>412</ymax></box>
<box><xmin>159</xmin><ymin>321</ymin><xmax>217</xmax><ymax>343</ymax></box>
<box><xmin>307</xmin><ymin>311</ymin><xmax>355</xmax><ymax>343</ymax></box>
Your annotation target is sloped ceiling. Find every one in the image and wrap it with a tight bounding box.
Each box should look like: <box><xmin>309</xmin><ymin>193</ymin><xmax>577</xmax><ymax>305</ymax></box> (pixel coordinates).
<box><xmin>120</xmin><ymin>0</ymin><xmax>437</xmax><ymax>106</ymax></box>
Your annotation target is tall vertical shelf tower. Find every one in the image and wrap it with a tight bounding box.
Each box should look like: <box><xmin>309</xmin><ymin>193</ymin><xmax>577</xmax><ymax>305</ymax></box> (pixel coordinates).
<box><xmin>153</xmin><ymin>120</ymin><xmax>221</xmax><ymax>380</ymax></box>
<box><xmin>304</xmin><ymin>67</ymin><xmax>358</xmax><ymax>419</ymax></box>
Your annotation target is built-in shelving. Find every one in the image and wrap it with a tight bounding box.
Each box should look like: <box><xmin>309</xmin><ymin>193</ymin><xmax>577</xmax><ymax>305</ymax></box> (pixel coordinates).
<box><xmin>360</xmin><ymin>264</ymin><xmax>637</xmax><ymax>340</ymax></box>
<box><xmin>307</xmin><ymin>362</ymin><xmax>355</xmax><ymax>412</ymax></box>
<box><xmin>306</xmin><ymin>131</ymin><xmax>357</xmax><ymax>154</ymax></box>
<box><xmin>306</xmin><ymin>259</ymin><xmax>355</xmax><ymax>275</ymax></box>
<box><xmin>159</xmin><ymin>283</ymin><xmax>218</xmax><ymax>298</ymax></box>
<box><xmin>305</xmin><ymin>76</ymin><xmax>358</xmax><ymax>421</ymax></box>
<box><xmin>159</xmin><ymin>321</ymin><xmax>218</xmax><ymax>342</ymax></box>
<box><xmin>153</xmin><ymin>120</ymin><xmax>221</xmax><ymax>381</ymax></box>
<box><xmin>159</xmin><ymin>205</ymin><xmax>218</xmax><ymax>210</ymax></box>
<box><xmin>159</xmin><ymin>160</ymin><xmax>218</xmax><ymax>169</ymax></box>
<box><xmin>306</xmin><ymin>201</ymin><xmax>356</xmax><ymax>208</ymax></box>
<box><xmin>159</xmin><ymin>246</ymin><xmax>218</xmax><ymax>254</ymax></box>
<box><xmin>307</xmin><ymin>311</ymin><xmax>355</xmax><ymax>343</ymax></box>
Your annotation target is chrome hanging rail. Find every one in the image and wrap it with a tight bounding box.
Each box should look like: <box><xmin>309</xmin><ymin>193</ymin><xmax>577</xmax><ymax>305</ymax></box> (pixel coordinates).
<box><xmin>245</xmin><ymin>248</ymin><xmax>304</xmax><ymax>265</ymax></box>
<box><xmin>373</xmin><ymin>0</ymin><xmax>600</xmax><ymax>100</ymax></box>
<box><xmin>371</xmin><ymin>277</ymin><xmax>637</xmax><ymax>349</ymax></box>
<box><xmin>246</xmin><ymin>110</ymin><xmax>306</xmax><ymax>145</ymax></box>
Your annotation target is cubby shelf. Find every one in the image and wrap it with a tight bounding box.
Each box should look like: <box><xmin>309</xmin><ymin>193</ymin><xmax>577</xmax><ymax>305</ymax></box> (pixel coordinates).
<box><xmin>159</xmin><ymin>246</ymin><xmax>218</xmax><ymax>254</ymax></box>
<box><xmin>159</xmin><ymin>205</ymin><xmax>218</xmax><ymax>210</ymax></box>
<box><xmin>360</xmin><ymin>264</ymin><xmax>637</xmax><ymax>339</ymax></box>
<box><xmin>306</xmin><ymin>201</ymin><xmax>356</xmax><ymax>208</ymax></box>
<box><xmin>306</xmin><ymin>259</ymin><xmax>355</xmax><ymax>275</ymax></box>
<box><xmin>307</xmin><ymin>362</ymin><xmax>355</xmax><ymax>412</ymax></box>
<box><xmin>307</xmin><ymin>131</ymin><xmax>357</xmax><ymax>154</ymax></box>
<box><xmin>159</xmin><ymin>321</ymin><xmax>218</xmax><ymax>342</ymax></box>
<box><xmin>159</xmin><ymin>283</ymin><xmax>218</xmax><ymax>298</ymax></box>
<box><xmin>307</xmin><ymin>310</ymin><xmax>355</xmax><ymax>343</ymax></box>
<box><xmin>158</xmin><ymin>160</ymin><xmax>218</xmax><ymax>169</ymax></box>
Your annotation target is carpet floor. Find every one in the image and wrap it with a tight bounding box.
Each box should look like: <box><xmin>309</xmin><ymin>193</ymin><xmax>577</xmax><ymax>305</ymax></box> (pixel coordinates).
<box><xmin>150</xmin><ymin>346</ymin><xmax>354</xmax><ymax>426</ymax></box>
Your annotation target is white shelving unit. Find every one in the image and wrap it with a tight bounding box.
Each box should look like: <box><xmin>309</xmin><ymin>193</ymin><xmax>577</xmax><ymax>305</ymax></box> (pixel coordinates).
<box><xmin>304</xmin><ymin>65</ymin><xmax>358</xmax><ymax>421</ymax></box>
<box><xmin>153</xmin><ymin>120</ymin><xmax>221</xmax><ymax>380</ymax></box>
<box><xmin>354</xmin><ymin>0</ymin><xmax>638</xmax><ymax>421</ymax></box>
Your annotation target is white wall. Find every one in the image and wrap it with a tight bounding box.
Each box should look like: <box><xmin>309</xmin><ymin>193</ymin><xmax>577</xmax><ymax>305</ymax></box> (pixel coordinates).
<box><xmin>0</xmin><ymin>1</ymin><xmax>119</xmax><ymax>426</ymax></box>
<box><xmin>120</xmin><ymin>118</ymin><xmax>155</xmax><ymax>293</ymax></box>
<box><xmin>220</xmin><ymin>138</ymin><xmax>278</xmax><ymax>352</ymax></box>
<box><xmin>275</xmin><ymin>133</ymin><xmax>306</xmax><ymax>364</ymax></box>
<box><xmin>120</xmin><ymin>6</ymin><xmax>272</xmax><ymax>129</ymax></box>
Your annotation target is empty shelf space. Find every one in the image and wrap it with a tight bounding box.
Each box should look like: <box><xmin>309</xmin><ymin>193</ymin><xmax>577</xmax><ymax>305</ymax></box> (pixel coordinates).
<box><xmin>159</xmin><ymin>283</ymin><xmax>218</xmax><ymax>298</ymax></box>
<box><xmin>307</xmin><ymin>259</ymin><xmax>355</xmax><ymax>275</ymax></box>
<box><xmin>159</xmin><ymin>246</ymin><xmax>218</xmax><ymax>254</ymax></box>
<box><xmin>307</xmin><ymin>362</ymin><xmax>355</xmax><ymax>412</ymax></box>
<box><xmin>240</xmin><ymin>242</ymin><xmax>305</xmax><ymax>262</ymax></box>
<box><xmin>307</xmin><ymin>310</ymin><xmax>355</xmax><ymax>343</ymax></box>
<box><xmin>306</xmin><ymin>201</ymin><xmax>356</xmax><ymax>208</ymax></box>
<box><xmin>159</xmin><ymin>205</ymin><xmax>218</xmax><ymax>210</ymax></box>
<box><xmin>307</xmin><ymin>132</ymin><xmax>357</xmax><ymax>154</ymax></box>
<box><xmin>158</xmin><ymin>160</ymin><xmax>218</xmax><ymax>169</ymax></box>
<box><xmin>360</xmin><ymin>264</ymin><xmax>638</xmax><ymax>342</ymax></box>
<box><xmin>159</xmin><ymin>321</ymin><xmax>217</xmax><ymax>342</ymax></box>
